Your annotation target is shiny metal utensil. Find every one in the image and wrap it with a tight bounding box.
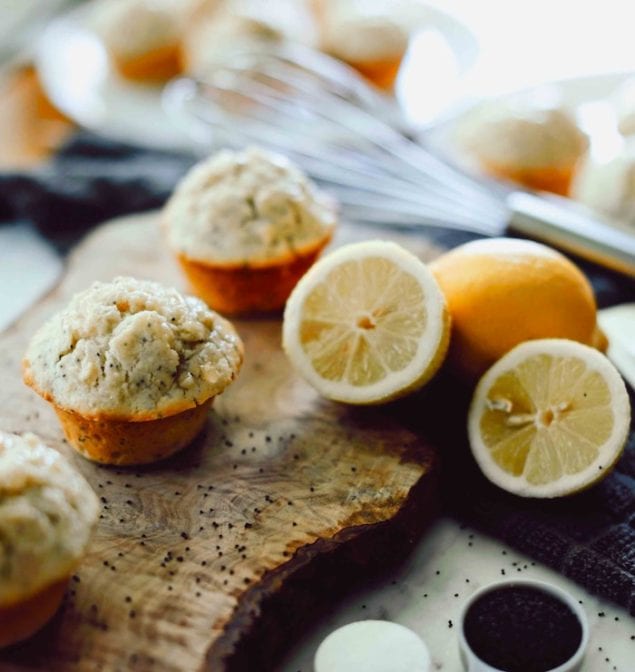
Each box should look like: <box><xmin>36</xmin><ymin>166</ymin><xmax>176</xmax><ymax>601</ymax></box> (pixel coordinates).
<box><xmin>163</xmin><ymin>45</ymin><xmax>635</xmax><ymax>276</ymax></box>
<box><xmin>164</xmin><ymin>53</ymin><xmax>508</xmax><ymax>235</ymax></box>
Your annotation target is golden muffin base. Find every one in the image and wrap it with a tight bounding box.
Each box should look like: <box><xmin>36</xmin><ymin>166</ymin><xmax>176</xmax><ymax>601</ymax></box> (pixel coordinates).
<box><xmin>53</xmin><ymin>399</ymin><xmax>212</xmax><ymax>466</ymax></box>
<box><xmin>0</xmin><ymin>578</ymin><xmax>68</xmax><ymax>649</ymax></box>
<box><xmin>176</xmin><ymin>236</ymin><xmax>332</xmax><ymax>315</ymax></box>
<box><xmin>112</xmin><ymin>43</ymin><xmax>182</xmax><ymax>82</ymax></box>
<box><xmin>482</xmin><ymin>160</ymin><xmax>578</xmax><ymax>197</ymax></box>
<box><xmin>308</xmin><ymin>0</ymin><xmax>403</xmax><ymax>89</ymax></box>
<box><xmin>345</xmin><ymin>55</ymin><xmax>403</xmax><ymax>90</ymax></box>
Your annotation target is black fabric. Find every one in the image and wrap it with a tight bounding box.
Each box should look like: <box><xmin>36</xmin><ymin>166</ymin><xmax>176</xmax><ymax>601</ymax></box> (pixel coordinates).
<box><xmin>0</xmin><ymin>132</ymin><xmax>195</xmax><ymax>250</ymax></box>
<box><xmin>1</xmin><ymin>132</ymin><xmax>635</xmax><ymax>614</ymax></box>
<box><xmin>393</xmin><ymin>372</ymin><xmax>635</xmax><ymax>615</ymax></box>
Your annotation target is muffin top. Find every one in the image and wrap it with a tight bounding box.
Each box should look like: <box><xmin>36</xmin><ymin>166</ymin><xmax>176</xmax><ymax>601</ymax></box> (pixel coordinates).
<box><xmin>573</xmin><ymin>139</ymin><xmax>635</xmax><ymax>226</ymax></box>
<box><xmin>320</xmin><ymin>1</ymin><xmax>409</xmax><ymax>62</ymax></box>
<box><xmin>459</xmin><ymin>104</ymin><xmax>589</xmax><ymax>170</ymax></box>
<box><xmin>183</xmin><ymin>0</ymin><xmax>317</xmax><ymax>77</ymax></box>
<box><xmin>183</xmin><ymin>8</ymin><xmax>282</xmax><ymax>77</ymax></box>
<box><xmin>24</xmin><ymin>277</ymin><xmax>244</xmax><ymax>420</ymax></box>
<box><xmin>95</xmin><ymin>0</ymin><xmax>196</xmax><ymax>60</ymax></box>
<box><xmin>165</xmin><ymin>148</ymin><xmax>337</xmax><ymax>264</ymax></box>
<box><xmin>612</xmin><ymin>77</ymin><xmax>635</xmax><ymax>136</ymax></box>
<box><xmin>0</xmin><ymin>431</ymin><xmax>98</xmax><ymax>606</ymax></box>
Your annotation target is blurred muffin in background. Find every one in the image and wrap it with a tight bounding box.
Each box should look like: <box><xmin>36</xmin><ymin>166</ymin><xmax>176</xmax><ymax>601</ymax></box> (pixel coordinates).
<box><xmin>164</xmin><ymin>147</ymin><xmax>337</xmax><ymax>314</ymax></box>
<box><xmin>611</xmin><ymin>77</ymin><xmax>635</xmax><ymax>137</ymax></box>
<box><xmin>573</xmin><ymin>138</ymin><xmax>635</xmax><ymax>227</ymax></box>
<box><xmin>182</xmin><ymin>0</ymin><xmax>318</xmax><ymax>78</ymax></box>
<box><xmin>96</xmin><ymin>0</ymin><xmax>202</xmax><ymax>81</ymax></box>
<box><xmin>458</xmin><ymin>102</ymin><xmax>589</xmax><ymax>196</ymax></box>
<box><xmin>0</xmin><ymin>431</ymin><xmax>98</xmax><ymax>648</ymax></box>
<box><xmin>313</xmin><ymin>0</ymin><xmax>410</xmax><ymax>90</ymax></box>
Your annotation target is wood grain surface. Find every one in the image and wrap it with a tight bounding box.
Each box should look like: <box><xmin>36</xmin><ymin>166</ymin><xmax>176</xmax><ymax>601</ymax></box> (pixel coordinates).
<box><xmin>0</xmin><ymin>215</ymin><xmax>443</xmax><ymax>671</ymax></box>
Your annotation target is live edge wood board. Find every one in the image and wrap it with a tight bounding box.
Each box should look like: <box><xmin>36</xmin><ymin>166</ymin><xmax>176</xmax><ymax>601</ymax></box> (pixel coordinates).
<box><xmin>0</xmin><ymin>215</ymin><xmax>443</xmax><ymax>672</ymax></box>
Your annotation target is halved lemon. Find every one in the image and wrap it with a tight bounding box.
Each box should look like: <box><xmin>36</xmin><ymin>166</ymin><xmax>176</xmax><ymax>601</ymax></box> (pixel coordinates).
<box><xmin>282</xmin><ymin>240</ymin><xmax>450</xmax><ymax>404</ymax></box>
<box><xmin>468</xmin><ymin>338</ymin><xmax>631</xmax><ymax>498</ymax></box>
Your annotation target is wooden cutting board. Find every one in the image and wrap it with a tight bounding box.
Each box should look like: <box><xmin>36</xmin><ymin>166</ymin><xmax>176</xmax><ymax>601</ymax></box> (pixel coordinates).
<box><xmin>0</xmin><ymin>215</ymin><xmax>443</xmax><ymax>672</ymax></box>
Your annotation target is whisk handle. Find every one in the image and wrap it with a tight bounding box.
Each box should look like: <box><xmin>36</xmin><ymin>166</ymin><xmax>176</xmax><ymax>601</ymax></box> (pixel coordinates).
<box><xmin>507</xmin><ymin>191</ymin><xmax>635</xmax><ymax>278</ymax></box>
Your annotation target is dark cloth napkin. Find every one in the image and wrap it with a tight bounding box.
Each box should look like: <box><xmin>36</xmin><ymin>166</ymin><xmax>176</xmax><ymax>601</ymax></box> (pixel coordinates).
<box><xmin>0</xmin><ymin>132</ymin><xmax>195</xmax><ymax>251</ymax></box>
<box><xmin>396</xmin><ymin>377</ymin><xmax>635</xmax><ymax>616</ymax></box>
<box><xmin>2</xmin><ymin>132</ymin><xmax>635</xmax><ymax>615</ymax></box>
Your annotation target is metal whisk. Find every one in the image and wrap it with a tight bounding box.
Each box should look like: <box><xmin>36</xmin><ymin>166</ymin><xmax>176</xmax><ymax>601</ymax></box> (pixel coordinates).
<box><xmin>163</xmin><ymin>43</ymin><xmax>635</xmax><ymax>276</ymax></box>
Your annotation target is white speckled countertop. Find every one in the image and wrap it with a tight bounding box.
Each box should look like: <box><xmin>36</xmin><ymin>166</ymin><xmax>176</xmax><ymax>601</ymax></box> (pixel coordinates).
<box><xmin>279</xmin><ymin>517</ymin><xmax>635</xmax><ymax>672</ymax></box>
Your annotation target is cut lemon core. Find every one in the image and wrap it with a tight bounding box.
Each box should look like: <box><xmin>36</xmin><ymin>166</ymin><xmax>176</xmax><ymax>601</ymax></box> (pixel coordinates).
<box><xmin>283</xmin><ymin>241</ymin><xmax>449</xmax><ymax>404</ymax></box>
<box><xmin>468</xmin><ymin>339</ymin><xmax>630</xmax><ymax>498</ymax></box>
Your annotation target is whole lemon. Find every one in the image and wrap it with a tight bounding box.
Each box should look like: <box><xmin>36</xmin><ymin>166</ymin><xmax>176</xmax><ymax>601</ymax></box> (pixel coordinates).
<box><xmin>429</xmin><ymin>238</ymin><xmax>604</xmax><ymax>380</ymax></box>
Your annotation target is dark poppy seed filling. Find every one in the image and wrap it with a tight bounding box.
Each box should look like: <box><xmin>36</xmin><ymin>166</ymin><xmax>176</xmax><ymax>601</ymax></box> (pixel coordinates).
<box><xmin>463</xmin><ymin>585</ymin><xmax>582</xmax><ymax>672</ymax></box>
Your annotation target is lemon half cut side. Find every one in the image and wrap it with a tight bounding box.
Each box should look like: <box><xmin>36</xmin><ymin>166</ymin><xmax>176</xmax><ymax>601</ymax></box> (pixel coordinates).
<box><xmin>282</xmin><ymin>240</ymin><xmax>450</xmax><ymax>405</ymax></box>
<box><xmin>468</xmin><ymin>338</ymin><xmax>631</xmax><ymax>498</ymax></box>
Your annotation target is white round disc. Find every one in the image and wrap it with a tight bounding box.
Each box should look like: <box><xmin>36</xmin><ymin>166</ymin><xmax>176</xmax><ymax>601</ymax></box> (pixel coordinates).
<box><xmin>314</xmin><ymin>620</ymin><xmax>430</xmax><ymax>672</ymax></box>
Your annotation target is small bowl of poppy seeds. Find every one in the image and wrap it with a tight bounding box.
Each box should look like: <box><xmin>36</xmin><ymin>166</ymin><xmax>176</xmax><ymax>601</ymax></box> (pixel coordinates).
<box><xmin>458</xmin><ymin>578</ymin><xmax>589</xmax><ymax>672</ymax></box>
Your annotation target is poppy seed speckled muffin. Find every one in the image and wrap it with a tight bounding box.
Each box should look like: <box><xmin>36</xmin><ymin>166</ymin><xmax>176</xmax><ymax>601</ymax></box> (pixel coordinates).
<box><xmin>96</xmin><ymin>0</ymin><xmax>199</xmax><ymax>81</ymax></box>
<box><xmin>458</xmin><ymin>104</ymin><xmax>589</xmax><ymax>196</ymax></box>
<box><xmin>312</xmin><ymin>0</ymin><xmax>410</xmax><ymax>89</ymax></box>
<box><xmin>181</xmin><ymin>0</ymin><xmax>318</xmax><ymax>78</ymax></box>
<box><xmin>23</xmin><ymin>277</ymin><xmax>243</xmax><ymax>465</ymax></box>
<box><xmin>0</xmin><ymin>431</ymin><xmax>98</xmax><ymax>647</ymax></box>
<box><xmin>573</xmin><ymin>138</ymin><xmax>635</xmax><ymax>227</ymax></box>
<box><xmin>164</xmin><ymin>147</ymin><xmax>337</xmax><ymax>314</ymax></box>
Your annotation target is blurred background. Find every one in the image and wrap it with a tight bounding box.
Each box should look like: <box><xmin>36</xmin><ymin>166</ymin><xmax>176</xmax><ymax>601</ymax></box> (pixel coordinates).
<box><xmin>1</xmin><ymin>0</ymin><xmax>634</xmax><ymax>314</ymax></box>
<box><xmin>1</xmin><ymin>6</ymin><xmax>634</xmax><ymax>672</ymax></box>
<box><xmin>3</xmin><ymin>0</ymin><xmax>635</xmax><ymax>165</ymax></box>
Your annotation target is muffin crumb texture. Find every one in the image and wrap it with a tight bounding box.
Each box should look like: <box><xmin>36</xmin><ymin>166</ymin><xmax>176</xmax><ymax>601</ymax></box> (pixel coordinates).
<box><xmin>166</xmin><ymin>147</ymin><xmax>336</xmax><ymax>264</ymax></box>
<box><xmin>459</xmin><ymin>105</ymin><xmax>588</xmax><ymax>169</ymax></box>
<box><xmin>574</xmin><ymin>139</ymin><xmax>635</xmax><ymax>225</ymax></box>
<box><xmin>0</xmin><ymin>431</ymin><xmax>98</xmax><ymax>606</ymax></box>
<box><xmin>24</xmin><ymin>277</ymin><xmax>243</xmax><ymax>419</ymax></box>
<box><xmin>320</xmin><ymin>2</ymin><xmax>409</xmax><ymax>62</ymax></box>
<box><xmin>186</xmin><ymin>9</ymin><xmax>281</xmax><ymax>73</ymax></box>
<box><xmin>94</xmin><ymin>0</ymin><xmax>189</xmax><ymax>60</ymax></box>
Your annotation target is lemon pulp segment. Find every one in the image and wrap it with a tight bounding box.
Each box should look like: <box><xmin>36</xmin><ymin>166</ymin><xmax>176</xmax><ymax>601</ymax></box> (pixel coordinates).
<box><xmin>480</xmin><ymin>353</ymin><xmax>613</xmax><ymax>485</ymax></box>
<box><xmin>283</xmin><ymin>240</ymin><xmax>449</xmax><ymax>404</ymax></box>
<box><xmin>298</xmin><ymin>257</ymin><xmax>427</xmax><ymax>387</ymax></box>
<box><xmin>469</xmin><ymin>339</ymin><xmax>630</xmax><ymax>498</ymax></box>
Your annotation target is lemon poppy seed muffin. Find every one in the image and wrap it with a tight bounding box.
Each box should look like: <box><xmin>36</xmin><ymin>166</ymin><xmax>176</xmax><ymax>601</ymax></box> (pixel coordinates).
<box><xmin>23</xmin><ymin>277</ymin><xmax>243</xmax><ymax>465</ymax></box>
<box><xmin>96</xmin><ymin>0</ymin><xmax>199</xmax><ymax>81</ymax></box>
<box><xmin>165</xmin><ymin>147</ymin><xmax>337</xmax><ymax>314</ymax></box>
<box><xmin>573</xmin><ymin>138</ymin><xmax>635</xmax><ymax>227</ymax></box>
<box><xmin>182</xmin><ymin>0</ymin><xmax>318</xmax><ymax>78</ymax></box>
<box><xmin>459</xmin><ymin>104</ymin><xmax>589</xmax><ymax>196</ymax></box>
<box><xmin>0</xmin><ymin>431</ymin><xmax>98</xmax><ymax>647</ymax></box>
<box><xmin>314</xmin><ymin>0</ymin><xmax>409</xmax><ymax>89</ymax></box>
<box><xmin>611</xmin><ymin>77</ymin><xmax>635</xmax><ymax>137</ymax></box>
<box><xmin>182</xmin><ymin>8</ymin><xmax>282</xmax><ymax>78</ymax></box>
